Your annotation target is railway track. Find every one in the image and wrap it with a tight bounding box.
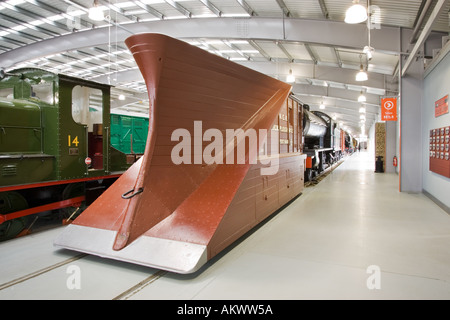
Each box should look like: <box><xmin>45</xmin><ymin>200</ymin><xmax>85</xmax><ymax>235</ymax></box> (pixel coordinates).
<box><xmin>0</xmin><ymin>251</ymin><xmax>168</xmax><ymax>299</ymax></box>
<box><xmin>113</xmin><ymin>270</ymin><xmax>168</xmax><ymax>300</ymax></box>
<box><xmin>0</xmin><ymin>253</ymin><xmax>87</xmax><ymax>291</ymax></box>
<box><xmin>304</xmin><ymin>157</ymin><xmax>346</xmax><ymax>187</ymax></box>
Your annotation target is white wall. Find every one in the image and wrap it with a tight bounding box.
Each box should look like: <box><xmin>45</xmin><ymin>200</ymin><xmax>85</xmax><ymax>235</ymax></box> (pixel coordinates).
<box><xmin>422</xmin><ymin>46</ymin><xmax>450</xmax><ymax>209</ymax></box>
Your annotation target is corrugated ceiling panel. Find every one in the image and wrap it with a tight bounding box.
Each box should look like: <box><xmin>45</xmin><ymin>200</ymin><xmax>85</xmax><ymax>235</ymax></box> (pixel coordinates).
<box><xmin>246</xmin><ymin>0</ymin><xmax>282</xmax><ymax>17</ymax></box>
<box><xmin>283</xmin><ymin>42</ymin><xmax>313</xmax><ymax>61</ymax></box>
<box><xmin>285</xmin><ymin>0</ymin><xmax>324</xmax><ymax>19</ymax></box>
<box><xmin>172</xmin><ymin>0</ymin><xmax>217</xmax><ymax>17</ymax></box>
<box><xmin>256</xmin><ymin>41</ymin><xmax>288</xmax><ymax>59</ymax></box>
<box><xmin>312</xmin><ymin>45</ymin><xmax>338</xmax><ymax>64</ymax></box>
<box><xmin>432</xmin><ymin>1</ymin><xmax>450</xmax><ymax>32</ymax></box>
<box><xmin>324</xmin><ymin>0</ymin><xmax>428</xmax><ymax>30</ymax></box>
<box><xmin>209</xmin><ymin>0</ymin><xmax>249</xmax><ymax>16</ymax></box>
<box><xmin>338</xmin><ymin>49</ymin><xmax>364</xmax><ymax>66</ymax></box>
<box><xmin>371</xmin><ymin>0</ymin><xmax>422</xmax><ymax>29</ymax></box>
<box><xmin>140</xmin><ymin>1</ymin><xmax>188</xmax><ymax>19</ymax></box>
<box><xmin>322</xmin><ymin>0</ymin><xmax>352</xmax><ymax>22</ymax></box>
<box><xmin>20</xmin><ymin>1</ymin><xmax>64</xmax><ymax>17</ymax></box>
<box><xmin>0</xmin><ymin>6</ymin><xmax>37</xmax><ymax>24</ymax></box>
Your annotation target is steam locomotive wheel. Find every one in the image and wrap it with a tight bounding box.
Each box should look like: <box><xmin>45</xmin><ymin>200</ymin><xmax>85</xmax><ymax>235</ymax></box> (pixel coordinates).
<box><xmin>0</xmin><ymin>192</ymin><xmax>29</xmax><ymax>241</ymax></box>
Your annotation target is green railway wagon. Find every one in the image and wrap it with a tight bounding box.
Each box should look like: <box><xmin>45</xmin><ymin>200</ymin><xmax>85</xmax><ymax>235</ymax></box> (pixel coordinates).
<box><xmin>0</xmin><ymin>68</ymin><xmax>138</xmax><ymax>240</ymax></box>
<box><xmin>110</xmin><ymin>113</ymin><xmax>148</xmax><ymax>155</ymax></box>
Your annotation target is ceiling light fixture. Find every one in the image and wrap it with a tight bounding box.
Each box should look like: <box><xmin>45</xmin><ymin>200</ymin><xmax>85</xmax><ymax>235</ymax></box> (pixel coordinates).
<box><xmin>89</xmin><ymin>0</ymin><xmax>104</xmax><ymax>21</ymax></box>
<box><xmin>359</xmin><ymin>106</ymin><xmax>366</xmax><ymax>113</ymax></box>
<box><xmin>356</xmin><ymin>54</ymin><xmax>368</xmax><ymax>81</ymax></box>
<box><xmin>345</xmin><ymin>0</ymin><xmax>368</xmax><ymax>24</ymax></box>
<box><xmin>286</xmin><ymin>69</ymin><xmax>295</xmax><ymax>83</ymax></box>
<box><xmin>358</xmin><ymin>91</ymin><xmax>366</xmax><ymax>102</ymax></box>
<box><xmin>356</xmin><ymin>67</ymin><xmax>368</xmax><ymax>81</ymax></box>
<box><xmin>320</xmin><ymin>102</ymin><xmax>325</xmax><ymax>109</ymax></box>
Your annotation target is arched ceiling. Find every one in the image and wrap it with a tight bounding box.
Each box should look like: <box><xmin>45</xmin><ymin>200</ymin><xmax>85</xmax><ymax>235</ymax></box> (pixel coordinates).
<box><xmin>0</xmin><ymin>0</ymin><xmax>449</xmax><ymax>136</ymax></box>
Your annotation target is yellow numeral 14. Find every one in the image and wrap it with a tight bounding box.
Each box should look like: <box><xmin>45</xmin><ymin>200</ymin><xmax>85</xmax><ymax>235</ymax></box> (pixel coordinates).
<box><xmin>68</xmin><ymin>135</ymin><xmax>79</xmax><ymax>147</ymax></box>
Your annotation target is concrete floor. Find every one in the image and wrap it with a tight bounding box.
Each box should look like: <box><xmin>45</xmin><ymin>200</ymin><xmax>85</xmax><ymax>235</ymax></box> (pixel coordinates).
<box><xmin>1</xmin><ymin>151</ymin><xmax>449</xmax><ymax>300</ymax></box>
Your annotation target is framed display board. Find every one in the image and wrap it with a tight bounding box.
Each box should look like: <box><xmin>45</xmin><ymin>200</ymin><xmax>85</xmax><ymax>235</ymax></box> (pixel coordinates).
<box><xmin>429</xmin><ymin>126</ymin><xmax>450</xmax><ymax>178</ymax></box>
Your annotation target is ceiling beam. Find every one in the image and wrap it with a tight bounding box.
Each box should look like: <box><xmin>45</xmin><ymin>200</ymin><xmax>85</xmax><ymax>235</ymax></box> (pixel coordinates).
<box><xmin>0</xmin><ymin>17</ymin><xmax>403</xmax><ymax>69</ymax></box>
<box><xmin>318</xmin><ymin>0</ymin><xmax>329</xmax><ymax>19</ymax></box>
<box><xmin>89</xmin><ymin>59</ymin><xmax>391</xmax><ymax>97</ymax></box>
<box><xmin>402</xmin><ymin>0</ymin><xmax>448</xmax><ymax>76</ymax></box>
<box><xmin>238</xmin><ymin>61</ymin><xmax>391</xmax><ymax>92</ymax></box>
<box><xmin>291</xmin><ymin>83</ymin><xmax>380</xmax><ymax>107</ymax></box>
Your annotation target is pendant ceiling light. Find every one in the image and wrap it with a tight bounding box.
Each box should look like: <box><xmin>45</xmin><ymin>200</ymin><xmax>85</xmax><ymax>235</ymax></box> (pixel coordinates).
<box><xmin>89</xmin><ymin>0</ymin><xmax>104</xmax><ymax>21</ymax></box>
<box><xmin>356</xmin><ymin>68</ymin><xmax>368</xmax><ymax>81</ymax></box>
<box><xmin>356</xmin><ymin>57</ymin><xmax>368</xmax><ymax>82</ymax></box>
<box><xmin>345</xmin><ymin>0</ymin><xmax>368</xmax><ymax>24</ymax></box>
<box><xmin>358</xmin><ymin>91</ymin><xmax>366</xmax><ymax>102</ymax></box>
<box><xmin>286</xmin><ymin>69</ymin><xmax>295</xmax><ymax>83</ymax></box>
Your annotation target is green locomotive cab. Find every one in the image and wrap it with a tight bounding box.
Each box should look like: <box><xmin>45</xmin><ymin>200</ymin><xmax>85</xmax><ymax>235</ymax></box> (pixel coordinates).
<box><xmin>0</xmin><ymin>68</ymin><xmax>134</xmax><ymax>240</ymax></box>
<box><xmin>57</xmin><ymin>73</ymin><xmax>130</xmax><ymax>180</ymax></box>
<box><xmin>0</xmin><ymin>68</ymin><xmax>130</xmax><ymax>188</ymax></box>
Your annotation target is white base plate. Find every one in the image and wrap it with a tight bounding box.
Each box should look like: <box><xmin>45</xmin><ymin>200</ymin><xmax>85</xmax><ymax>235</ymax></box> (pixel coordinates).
<box><xmin>53</xmin><ymin>224</ymin><xmax>208</xmax><ymax>274</ymax></box>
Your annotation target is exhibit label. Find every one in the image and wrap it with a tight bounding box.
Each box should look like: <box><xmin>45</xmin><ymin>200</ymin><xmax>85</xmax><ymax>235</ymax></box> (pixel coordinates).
<box><xmin>435</xmin><ymin>95</ymin><xmax>449</xmax><ymax>117</ymax></box>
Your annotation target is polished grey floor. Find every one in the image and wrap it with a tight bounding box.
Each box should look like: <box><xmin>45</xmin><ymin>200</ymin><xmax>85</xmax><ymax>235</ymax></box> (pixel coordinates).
<box><xmin>1</xmin><ymin>151</ymin><xmax>449</xmax><ymax>299</ymax></box>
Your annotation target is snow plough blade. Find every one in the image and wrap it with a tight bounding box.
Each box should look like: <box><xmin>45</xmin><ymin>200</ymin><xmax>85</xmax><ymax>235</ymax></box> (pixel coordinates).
<box><xmin>54</xmin><ymin>33</ymin><xmax>299</xmax><ymax>274</ymax></box>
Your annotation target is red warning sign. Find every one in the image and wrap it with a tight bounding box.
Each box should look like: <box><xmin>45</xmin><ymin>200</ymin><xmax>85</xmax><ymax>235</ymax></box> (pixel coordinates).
<box><xmin>85</xmin><ymin>157</ymin><xmax>92</xmax><ymax>165</ymax></box>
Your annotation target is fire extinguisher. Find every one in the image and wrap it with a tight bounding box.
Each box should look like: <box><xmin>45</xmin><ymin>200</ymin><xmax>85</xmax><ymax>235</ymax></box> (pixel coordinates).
<box><xmin>393</xmin><ymin>156</ymin><xmax>398</xmax><ymax>167</ymax></box>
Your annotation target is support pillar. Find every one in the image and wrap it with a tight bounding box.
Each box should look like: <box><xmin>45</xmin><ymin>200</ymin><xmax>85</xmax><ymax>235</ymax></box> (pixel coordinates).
<box><xmin>399</xmin><ymin>29</ymin><xmax>424</xmax><ymax>192</ymax></box>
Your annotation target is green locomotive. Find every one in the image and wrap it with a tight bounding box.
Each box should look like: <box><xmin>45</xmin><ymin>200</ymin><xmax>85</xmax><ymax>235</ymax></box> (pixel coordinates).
<box><xmin>0</xmin><ymin>68</ymin><xmax>147</xmax><ymax>240</ymax></box>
